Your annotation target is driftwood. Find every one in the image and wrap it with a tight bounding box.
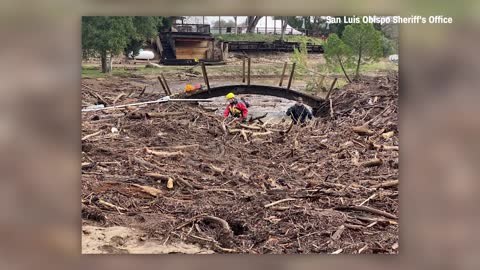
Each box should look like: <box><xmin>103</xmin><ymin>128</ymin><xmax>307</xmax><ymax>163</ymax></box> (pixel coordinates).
<box><xmin>95</xmin><ymin>198</ymin><xmax>126</xmax><ymax>212</ymax></box>
<box><xmin>82</xmin><ymin>131</ymin><xmax>102</xmax><ymax>141</ymax></box>
<box><xmin>149</xmin><ymin>144</ymin><xmax>199</xmax><ymax>150</ymax></box>
<box><xmin>240</xmin><ymin>130</ymin><xmax>249</xmax><ymax>141</ymax></box>
<box><xmin>147</xmin><ymin>112</ymin><xmax>184</xmax><ymax>118</ymax></box>
<box><xmin>127</xmin><ymin>112</ymin><xmax>184</xmax><ymax>119</ymax></box>
<box><xmin>200</xmin><ymin>215</ymin><xmax>232</xmax><ymax>235</ymax></box>
<box><xmin>144</xmin><ymin>173</ymin><xmax>171</xmax><ymax>182</ymax></box>
<box><xmin>145</xmin><ymin>148</ymin><xmax>184</xmax><ymax>158</ymax></box>
<box><xmin>372</xmin><ymin>180</ymin><xmax>398</xmax><ymax>189</ymax></box>
<box><xmin>206</xmin><ymin>164</ymin><xmax>225</xmax><ymax>175</ymax></box>
<box><xmin>131</xmin><ymin>184</ymin><xmax>163</xmax><ymax>197</ymax></box>
<box><xmin>251</xmin><ymin>131</ymin><xmax>273</xmax><ymax>137</ymax></box>
<box><xmin>331</xmin><ymin>225</ymin><xmax>345</xmax><ymax>240</ymax></box>
<box><xmin>113</xmin><ymin>93</ymin><xmax>126</xmax><ymax>105</ymax></box>
<box><xmin>132</xmin><ymin>156</ymin><xmax>162</xmax><ymax>170</ymax></box>
<box><xmin>360</xmin><ymin>158</ymin><xmax>383</xmax><ymax>167</ymax></box>
<box><xmin>88</xmin><ymin>113</ymin><xmax>125</xmax><ymax>121</ymax></box>
<box><xmin>82</xmin><ymin>84</ymin><xmax>109</xmax><ymax>105</ymax></box>
<box><xmin>264</xmin><ymin>198</ymin><xmax>297</xmax><ymax>208</ymax></box>
<box><xmin>138</xmin><ymin>86</ymin><xmax>147</xmax><ymax>97</ymax></box>
<box><xmin>248</xmin><ymin>113</ymin><xmax>268</xmax><ymax>123</ymax></box>
<box><xmin>352</xmin><ymin>126</ymin><xmax>375</xmax><ymax>136</ymax></box>
<box><xmin>372</xmin><ymin>144</ymin><xmax>399</xmax><ymax>151</ymax></box>
<box><xmin>344</xmin><ymin>223</ymin><xmax>364</xmax><ymax>230</ymax></box>
<box><xmin>335</xmin><ymin>205</ymin><xmax>397</xmax><ymax>220</ymax></box>
<box><xmin>238</xmin><ymin>124</ymin><xmax>263</xmax><ymax>131</ymax></box>
<box><xmin>358</xmin><ymin>193</ymin><xmax>377</xmax><ymax>206</ymax></box>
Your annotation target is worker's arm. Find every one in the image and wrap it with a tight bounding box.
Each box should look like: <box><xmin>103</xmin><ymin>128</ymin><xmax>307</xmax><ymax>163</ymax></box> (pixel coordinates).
<box><xmin>306</xmin><ymin>107</ymin><xmax>313</xmax><ymax>119</ymax></box>
<box><xmin>286</xmin><ymin>107</ymin><xmax>293</xmax><ymax>116</ymax></box>
<box><xmin>236</xmin><ymin>102</ymin><xmax>248</xmax><ymax>121</ymax></box>
<box><xmin>223</xmin><ymin>105</ymin><xmax>230</xmax><ymax>118</ymax></box>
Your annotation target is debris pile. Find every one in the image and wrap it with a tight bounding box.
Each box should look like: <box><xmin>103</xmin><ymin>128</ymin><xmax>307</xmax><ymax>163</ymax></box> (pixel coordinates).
<box><xmin>81</xmin><ymin>74</ymin><xmax>399</xmax><ymax>254</ymax></box>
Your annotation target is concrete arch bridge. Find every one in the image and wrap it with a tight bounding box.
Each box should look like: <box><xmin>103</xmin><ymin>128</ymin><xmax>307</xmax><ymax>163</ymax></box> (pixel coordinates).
<box><xmin>177</xmin><ymin>84</ymin><xmax>328</xmax><ymax>116</ymax></box>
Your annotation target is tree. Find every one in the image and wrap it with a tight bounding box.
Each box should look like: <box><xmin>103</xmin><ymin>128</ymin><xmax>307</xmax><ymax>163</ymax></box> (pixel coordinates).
<box><xmin>124</xmin><ymin>17</ymin><xmax>163</xmax><ymax>60</ymax></box>
<box><xmin>324</xmin><ymin>33</ymin><xmax>353</xmax><ymax>83</ymax></box>
<box><xmin>246</xmin><ymin>16</ymin><xmax>263</xmax><ymax>33</ymax></box>
<box><xmin>326</xmin><ymin>16</ymin><xmax>352</xmax><ymax>37</ymax></box>
<box><xmin>272</xmin><ymin>16</ymin><xmax>290</xmax><ymax>41</ymax></box>
<box><xmin>82</xmin><ymin>17</ymin><xmax>135</xmax><ymax>73</ymax></box>
<box><xmin>212</xmin><ymin>19</ymin><xmax>235</xmax><ymax>28</ymax></box>
<box><xmin>342</xmin><ymin>23</ymin><xmax>382</xmax><ymax>79</ymax></box>
<box><xmin>82</xmin><ymin>16</ymin><xmax>163</xmax><ymax>73</ymax></box>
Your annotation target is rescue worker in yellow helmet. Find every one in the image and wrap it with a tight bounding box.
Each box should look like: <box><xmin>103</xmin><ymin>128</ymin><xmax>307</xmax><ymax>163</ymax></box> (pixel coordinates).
<box><xmin>223</xmin><ymin>92</ymin><xmax>249</xmax><ymax>122</ymax></box>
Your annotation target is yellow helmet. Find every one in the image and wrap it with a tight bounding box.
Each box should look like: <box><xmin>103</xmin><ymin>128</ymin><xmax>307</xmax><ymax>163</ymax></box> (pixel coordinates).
<box><xmin>226</xmin><ymin>92</ymin><xmax>235</xmax><ymax>99</ymax></box>
<box><xmin>185</xmin><ymin>84</ymin><xmax>195</xmax><ymax>92</ymax></box>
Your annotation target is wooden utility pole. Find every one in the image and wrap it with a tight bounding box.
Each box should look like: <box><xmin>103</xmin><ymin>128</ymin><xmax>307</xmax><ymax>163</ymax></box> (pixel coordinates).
<box><xmin>287</xmin><ymin>62</ymin><xmax>296</xmax><ymax>90</ymax></box>
<box><xmin>242</xmin><ymin>57</ymin><xmax>246</xmax><ymax>83</ymax></box>
<box><xmin>219</xmin><ymin>16</ymin><xmax>221</xmax><ymax>34</ymax></box>
<box><xmin>279</xmin><ymin>62</ymin><xmax>288</xmax><ymax>86</ymax></box>
<box><xmin>201</xmin><ymin>62</ymin><xmax>211</xmax><ymax>91</ymax></box>
<box><xmin>157</xmin><ymin>76</ymin><xmax>168</xmax><ymax>96</ymax></box>
<box><xmin>247</xmin><ymin>57</ymin><xmax>251</xmax><ymax>85</ymax></box>
<box><xmin>160</xmin><ymin>74</ymin><xmax>171</xmax><ymax>95</ymax></box>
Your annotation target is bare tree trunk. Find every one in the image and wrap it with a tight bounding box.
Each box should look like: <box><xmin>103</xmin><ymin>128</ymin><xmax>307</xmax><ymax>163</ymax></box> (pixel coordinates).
<box><xmin>280</xmin><ymin>17</ymin><xmax>288</xmax><ymax>41</ymax></box>
<box><xmin>234</xmin><ymin>16</ymin><xmax>237</xmax><ymax>34</ymax></box>
<box><xmin>109</xmin><ymin>52</ymin><xmax>113</xmax><ymax>71</ymax></box>
<box><xmin>265</xmin><ymin>16</ymin><xmax>267</xmax><ymax>34</ymax></box>
<box><xmin>101</xmin><ymin>51</ymin><xmax>112</xmax><ymax>73</ymax></box>
<box><xmin>246</xmin><ymin>16</ymin><xmax>263</xmax><ymax>33</ymax></box>
<box><xmin>355</xmin><ymin>48</ymin><xmax>362</xmax><ymax>80</ymax></box>
<box><xmin>100</xmin><ymin>51</ymin><xmax>109</xmax><ymax>73</ymax></box>
<box><xmin>337</xmin><ymin>55</ymin><xmax>352</xmax><ymax>83</ymax></box>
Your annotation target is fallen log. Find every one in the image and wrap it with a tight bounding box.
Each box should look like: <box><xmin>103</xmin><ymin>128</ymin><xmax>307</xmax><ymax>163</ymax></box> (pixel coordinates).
<box><xmin>371</xmin><ymin>180</ymin><xmax>398</xmax><ymax>189</ymax></box>
<box><xmin>240</xmin><ymin>130</ymin><xmax>249</xmax><ymax>141</ymax></box>
<box><xmin>264</xmin><ymin>198</ymin><xmax>297</xmax><ymax>208</ymax></box>
<box><xmin>352</xmin><ymin>126</ymin><xmax>375</xmax><ymax>136</ymax></box>
<box><xmin>82</xmin><ymin>131</ymin><xmax>102</xmax><ymax>141</ymax></box>
<box><xmin>356</xmin><ymin>216</ymin><xmax>398</xmax><ymax>225</ymax></box>
<box><xmin>251</xmin><ymin>131</ymin><xmax>273</xmax><ymax>137</ymax></box>
<box><xmin>372</xmin><ymin>144</ymin><xmax>399</xmax><ymax>151</ymax></box>
<box><xmin>145</xmin><ymin>148</ymin><xmax>184</xmax><ymax>158</ymax></box>
<box><xmin>360</xmin><ymin>158</ymin><xmax>383</xmax><ymax>167</ymax></box>
<box><xmin>238</xmin><ymin>124</ymin><xmax>263</xmax><ymax>131</ymax></box>
<box><xmin>95</xmin><ymin>198</ymin><xmax>126</xmax><ymax>212</ymax></box>
<box><xmin>132</xmin><ymin>156</ymin><xmax>162</xmax><ymax>170</ymax></box>
<box><xmin>131</xmin><ymin>183</ymin><xmax>163</xmax><ymax>197</ymax></box>
<box><xmin>149</xmin><ymin>144</ymin><xmax>199</xmax><ymax>150</ymax></box>
<box><xmin>335</xmin><ymin>205</ymin><xmax>398</xmax><ymax>220</ymax></box>
<box><xmin>358</xmin><ymin>193</ymin><xmax>377</xmax><ymax>206</ymax></box>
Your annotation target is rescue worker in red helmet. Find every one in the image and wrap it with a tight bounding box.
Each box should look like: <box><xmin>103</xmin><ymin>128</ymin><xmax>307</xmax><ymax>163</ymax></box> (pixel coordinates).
<box><xmin>223</xmin><ymin>92</ymin><xmax>249</xmax><ymax>123</ymax></box>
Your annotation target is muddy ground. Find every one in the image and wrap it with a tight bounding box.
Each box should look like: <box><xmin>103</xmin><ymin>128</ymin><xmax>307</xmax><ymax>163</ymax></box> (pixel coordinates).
<box><xmin>81</xmin><ymin>66</ymin><xmax>399</xmax><ymax>254</ymax></box>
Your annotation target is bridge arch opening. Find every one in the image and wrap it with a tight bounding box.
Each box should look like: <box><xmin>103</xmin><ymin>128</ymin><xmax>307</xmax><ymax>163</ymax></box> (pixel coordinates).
<box><xmin>180</xmin><ymin>84</ymin><xmax>327</xmax><ymax>116</ymax></box>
